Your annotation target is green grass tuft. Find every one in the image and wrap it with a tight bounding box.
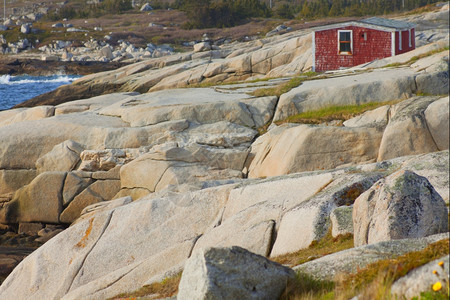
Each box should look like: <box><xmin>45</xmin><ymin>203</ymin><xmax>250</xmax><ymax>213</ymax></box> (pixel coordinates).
<box><xmin>273</xmin><ymin>231</ymin><xmax>354</xmax><ymax>267</ymax></box>
<box><xmin>250</xmin><ymin>72</ymin><xmax>318</xmax><ymax>97</ymax></box>
<box><xmin>108</xmin><ymin>272</ymin><xmax>182</xmax><ymax>300</ymax></box>
<box><xmin>276</xmin><ymin>99</ymin><xmax>402</xmax><ymax>125</ymax></box>
<box><xmin>334</xmin><ymin>239</ymin><xmax>450</xmax><ymax>300</ymax></box>
<box><xmin>412</xmin><ymin>291</ymin><xmax>450</xmax><ymax>300</ymax></box>
<box><xmin>281</xmin><ymin>272</ymin><xmax>335</xmax><ymax>300</ymax></box>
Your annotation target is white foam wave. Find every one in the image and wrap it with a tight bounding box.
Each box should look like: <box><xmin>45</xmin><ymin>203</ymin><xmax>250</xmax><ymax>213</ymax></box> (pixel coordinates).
<box><xmin>0</xmin><ymin>75</ymin><xmax>12</xmax><ymax>84</ymax></box>
<box><xmin>0</xmin><ymin>75</ymin><xmax>77</xmax><ymax>85</ymax></box>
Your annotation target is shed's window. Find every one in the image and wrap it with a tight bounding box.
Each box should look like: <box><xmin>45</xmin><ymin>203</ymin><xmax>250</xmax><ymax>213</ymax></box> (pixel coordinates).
<box><xmin>338</xmin><ymin>30</ymin><xmax>352</xmax><ymax>55</ymax></box>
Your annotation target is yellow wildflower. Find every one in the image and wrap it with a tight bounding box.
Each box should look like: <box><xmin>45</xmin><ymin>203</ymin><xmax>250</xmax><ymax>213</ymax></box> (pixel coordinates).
<box><xmin>433</xmin><ymin>270</ymin><xmax>438</xmax><ymax>275</ymax></box>
<box><xmin>432</xmin><ymin>281</ymin><xmax>442</xmax><ymax>292</ymax></box>
<box><xmin>438</xmin><ymin>261</ymin><xmax>444</xmax><ymax>268</ymax></box>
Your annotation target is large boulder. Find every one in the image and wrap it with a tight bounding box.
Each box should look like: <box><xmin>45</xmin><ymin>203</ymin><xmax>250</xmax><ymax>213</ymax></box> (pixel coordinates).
<box><xmin>192</xmin><ymin>172</ymin><xmax>334</xmax><ymax>257</ymax></box>
<box><xmin>120</xmin><ymin>155</ymin><xmax>174</xmax><ymax>193</ymax></box>
<box><xmin>193</xmin><ymin>42</ymin><xmax>211</xmax><ymax>52</ymax></box>
<box><xmin>1</xmin><ymin>172</ymin><xmax>66</xmax><ymax>224</ymax></box>
<box><xmin>353</xmin><ymin>170</ymin><xmax>448</xmax><ymax>247</ymax></box>
<box><xmin>177</xmin><ymin>246</ymin><xmax>296</xmax><ymax>300</ymax></box>
<box><xmin>424</xmin><ymin>96</ymin><xmax>449</xmax><ymax>150</ymax></box>
<box><xmin>377</xmin><ymin>97</ymin><xmax>441</xmax><ymax>161</ymax></box>
<box><xmin>62</xmin><ymin>172</ymin><xmax>93</xmax><ymax>206</ymax></box>
<box><xmin>248</xmin><ymin>124</ymin><xmax>382</xmax><ymax>178</ymax></box>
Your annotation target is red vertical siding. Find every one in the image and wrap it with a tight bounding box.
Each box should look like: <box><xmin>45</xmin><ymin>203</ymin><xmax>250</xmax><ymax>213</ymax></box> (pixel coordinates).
<box><xmin>395</xmin><ymin>29</ymin><xmax>415</xmax><ymax>55</ymax></box>
<box><xmin>315</xmin><ymin>26</ymin><xmax>393</xmax><ymax>72</ymax></box>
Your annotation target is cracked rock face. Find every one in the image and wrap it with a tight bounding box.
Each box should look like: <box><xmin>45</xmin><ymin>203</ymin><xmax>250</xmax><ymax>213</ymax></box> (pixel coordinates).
<box><xmin>249</xmin><ymin>96</ymin><xmax>449</xmax><ymax>179</ymax></box>
<box><xmin>0</xmin><ymin>87</ymin><xmax>273</xmax><ymax>225</ymax></box>
<box><xmin>0</xmin><ymin>152</ymin><xmax>448</xmax><ymax>299</ymax></box>
<box><xmin>0</xmin><ymin>186</ymin><xmax>232</xmax><ymax>300</ymax></box>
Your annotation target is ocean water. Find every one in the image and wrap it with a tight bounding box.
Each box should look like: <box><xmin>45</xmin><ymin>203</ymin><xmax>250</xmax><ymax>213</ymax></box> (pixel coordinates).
<box><xmin>0</xmin><ymin>74</ymin><xmax>80</xmax><ymax>111</ymax></box>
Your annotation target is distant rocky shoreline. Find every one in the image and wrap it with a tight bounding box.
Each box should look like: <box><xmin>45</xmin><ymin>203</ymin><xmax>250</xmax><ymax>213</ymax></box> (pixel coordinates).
<box><xmin>0</xmin><ymin>55</ymin><xmax>128</xmax><ymax>77</ymax></box>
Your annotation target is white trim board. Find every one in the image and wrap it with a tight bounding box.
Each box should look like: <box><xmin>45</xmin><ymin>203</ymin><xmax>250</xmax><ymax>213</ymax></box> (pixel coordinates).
<box><xmin>314</xmin><ymin>21</ymin><xmax>414</xmax><ymax>33</ymax></box>
<box><xmin>312</xmin><ymin>31</ymin><xmax>316</xmax><ymax>72</ymax></box>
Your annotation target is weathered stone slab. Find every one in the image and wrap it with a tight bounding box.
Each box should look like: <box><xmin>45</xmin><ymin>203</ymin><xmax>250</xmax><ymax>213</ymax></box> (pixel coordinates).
<box><xmin>248</xmin><ymin>124</ymin><xmax>382</xmax><ymax>178</ymax></box>
<box><xmin>223</xmin><ymin>172</ymin><xmax>333</xmax><ymax>221</ymax></box>
<box><xmin>0</xmin><ymin>106</ymin><xmax>55</xmax><ymax>127</ymax></box>
<box><xmin>120</xmin><ymin>155</ymin><xmax>172</xmax><ymax>192</ymax></box>
<box><xmin>294</xmin><ymin>233</ymin><xmax>449</xmax><ymax>281</ymax></box>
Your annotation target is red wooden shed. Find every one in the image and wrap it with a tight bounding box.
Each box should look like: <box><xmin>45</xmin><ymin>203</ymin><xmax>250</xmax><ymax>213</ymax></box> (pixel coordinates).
<box><xmin>313</xmin><ymin>17</ymin><xmax>416</xmax><ymax>72</ymax></box>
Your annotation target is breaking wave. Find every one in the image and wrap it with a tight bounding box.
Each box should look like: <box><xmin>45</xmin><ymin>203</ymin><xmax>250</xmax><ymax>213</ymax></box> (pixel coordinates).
<box><xmin>0</xmin><ymin>74</ymin><xmax>76</xmax><ymax>85</ymax></box>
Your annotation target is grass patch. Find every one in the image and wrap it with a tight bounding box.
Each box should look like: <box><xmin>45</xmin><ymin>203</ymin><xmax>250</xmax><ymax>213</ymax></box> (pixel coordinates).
<box><xmin>272</xmin><ymin>231</ymin><xmax>354</xmax><ymax>267</ymax></box>
<box><xmin>109</xmin><ymin>272</ymin><xmax>182</xmax><ymax>299</ymax></box>
<box><xmin>281</xmin><ymin>272</ymin><xmax>335</xmax><ymax>300</ymax></box>
<box><xmin>275</xmin><ymin>235</ymin><xmax>448</xmax><ymax>300</ymax></box>
<box><xmin>276</xmin><ymin>99</ymin><xmax>402</xmax><ymax>125</ymax></box>
<box><xmin>410</xmin><ymin>45</ymin><xmax>450</xmax><ymax>63</ymax></box>
<box><xmin>250</xmin><ymin>72</ymin><xmax>318</xmax><ymax>97</ymax></box>
<box><xmin>188</xmin><ymin>76</ymin><xmax>293</xmax><ymax>89</ymax></box>
<box><xmin>412</xmin><ymin>290</ymin><xmax>450</xmax><ymax>300</ymax></box>
<box><xmin>334</xmin><ymin>239</ymin><xmax>450</xmax><ymax>300</ymax></box>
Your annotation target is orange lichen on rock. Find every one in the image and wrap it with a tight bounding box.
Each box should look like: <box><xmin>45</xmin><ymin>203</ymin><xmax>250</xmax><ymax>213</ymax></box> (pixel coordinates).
<box><xmin>76</xmin><ymin>217</ymin><xmax>94</xmax><ymax>248</ymax></box>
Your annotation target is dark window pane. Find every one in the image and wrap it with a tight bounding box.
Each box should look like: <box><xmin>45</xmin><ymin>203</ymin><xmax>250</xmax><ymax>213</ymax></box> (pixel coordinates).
<box><xmin>340</xmin><ymin>42</ymin><xmax>351</xmax><ymax>53</ymax></box>
<box><xmin>339</xmin><ymin>32</ymin><xmax>350</xmax><ymax>41</ymax></box>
